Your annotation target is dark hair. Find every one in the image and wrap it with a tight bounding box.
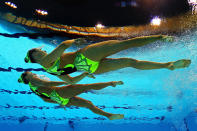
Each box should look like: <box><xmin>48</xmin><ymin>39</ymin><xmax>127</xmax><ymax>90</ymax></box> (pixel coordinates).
<box><xmin>25</xmin><ymin>49</ymin><xmax>37</xmax><ymax>63</ymax></box>
<box><xmin>21</xmin><ymin>72</ymin><xmax>29</xmax><ymax>84</ymax></box>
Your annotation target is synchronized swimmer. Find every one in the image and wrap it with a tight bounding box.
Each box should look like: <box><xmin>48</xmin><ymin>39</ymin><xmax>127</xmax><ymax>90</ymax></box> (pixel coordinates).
<box><xmin>24</xmin><ymin>35</ymin><xmax>191</xmax><ymax>84</ymax></box>
<box><xmin>18</xmin><ymin>35</ymin><xmax>191</xmax><ymax>119</ymax></box>
<box><xmin>18</xmin><ymin>71</ymin><xmax>124</xmax><ymax>120</ymax></box>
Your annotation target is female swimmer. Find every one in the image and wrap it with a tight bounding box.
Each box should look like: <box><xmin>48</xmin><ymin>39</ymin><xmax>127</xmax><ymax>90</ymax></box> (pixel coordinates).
<box><xmin>24</xmin><ymin>35</ymin><xmax>191</xmax><ymax>84</ymax></box>
<box><xmin>18</xmin><ymin>71</ymin><xmax>124</xmax><ymax>120</ymax></box>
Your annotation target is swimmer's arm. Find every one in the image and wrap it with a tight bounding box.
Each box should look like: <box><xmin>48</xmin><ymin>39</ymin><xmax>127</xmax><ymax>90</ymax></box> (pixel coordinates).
<box><xmin>58</xmin><ymin>72</ymin><xmax>89</xmax><ymax>84</ymax></box>
<box><xmin>39</xmin><ymin>96</ymin><xmax>56</xmax><ymax>104</ymax></box>
<box><xmin>40</xmin><ymin>39</ymin><xmax>75</xmax><ymax>66</ymax></box>
<box><xmin>45</xmin><ymin>81</ymin><xmax>68</xmax><ymax>86</ymax></box>
<box><xmin>31</xmin><ymin>77</ymin><xmax>67</xmax><ymax>87</ymax></box>
<box><xmin>122</xmin><ymin>35</ymin><xmax>165</xmax><ymax>48</ymax></box>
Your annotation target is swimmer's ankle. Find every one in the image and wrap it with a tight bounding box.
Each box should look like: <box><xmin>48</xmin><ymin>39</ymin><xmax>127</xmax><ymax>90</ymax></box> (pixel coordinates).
<box><xmin>165</xmin><ymin>62</ymin><xmax>173</xmax><ymax>70</ymax></box>
<box><xmin>108</xmin><ymin>114</ymin><xmax>124</xmax><ymax>120</ymax></box>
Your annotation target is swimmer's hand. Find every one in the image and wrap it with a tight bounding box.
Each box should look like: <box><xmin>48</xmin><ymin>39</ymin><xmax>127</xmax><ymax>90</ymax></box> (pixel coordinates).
<box><xmin>50</xmin><ymin>40</ymin><xmax>58</xmax><ymax>45</ymax></box>
<box><xmin>60</xmin><ymin>105</ymin><xmax>66</xmax><ymax>110</ymax></box>
<box><xmin>74</xmin><ymin>38</ymin><xmax>87</xmax><ymax>45</ymax></box>
<box><xmin>84</xmin><ymin>72</ymin><xmax>96</xmax><ymax>79</ymax></box>
<box><xmin>110</xmin><ymin>81</ymin><xmax>124</xmax><ymax>87</ymax></box>
<box><xmin>161</xmin><ymin>35</ymin><xmax>174</xmax><ymax>42</ymax></box>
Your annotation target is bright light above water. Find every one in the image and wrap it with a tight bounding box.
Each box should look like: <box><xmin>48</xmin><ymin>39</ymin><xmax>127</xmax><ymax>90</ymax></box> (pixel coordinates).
<box><xmin>35</xmin><ymin>9</ymin><xmax>48</xmax><ymax>16</ymax></box>
<box><xmin>151</xmin><ymin>17</ymin><xmax>161</xmax><ymax>26</ymax></box>
<box><xmin>188</xmin><ymin>0</ymin><xmax>197</xmax><ymax>14</ymax></box>
<box><xmin>96</xmin><ymin>24</ymin><xmax>105</xmax><ymax>28</ymax></box>
<box><xmin>188</xmin><ymin>0</ymin><xmax>197</xmax><ymax>4</ymax></box>
<box><xmin>5</xmin><ymin>1</ymin><xmax>17</xmax><ymax>8</ymax></box>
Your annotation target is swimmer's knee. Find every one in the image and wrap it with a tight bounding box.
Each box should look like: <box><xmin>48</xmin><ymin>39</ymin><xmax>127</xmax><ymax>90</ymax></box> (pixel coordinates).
<box><xmin>85</xmin><ymin>100</ymin><xmax>94</xmax><ymax>108</ymax></box>
<box><xmin>129</xmin><ymin>58</ymin><xmax>138</xmax><ymax>65</ymax></box>
<box><xmin>129</xmin><ymin>59</ymin><xmax>144</xmax><ymax>69</ymax></box>
<box><xmin>87</xmin><ymin>100</ymin><xmax>93</xmax><ymax>105</ymax></box>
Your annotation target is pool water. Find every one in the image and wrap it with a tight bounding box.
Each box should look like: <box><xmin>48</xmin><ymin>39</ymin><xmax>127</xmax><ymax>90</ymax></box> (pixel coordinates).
<box><xmin>0</xmin><ymin>20</ymin><xmax>197</xmax><ymax>131</ymax></box>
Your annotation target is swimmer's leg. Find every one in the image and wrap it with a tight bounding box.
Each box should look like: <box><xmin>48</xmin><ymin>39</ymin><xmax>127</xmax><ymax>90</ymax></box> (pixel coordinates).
<box><xmin>94</xmin><ymin>58</ymin><xmax>191</xmax><ymax>74</ymax></box>
<box><xmin>167</xmin><ymin>59</ymin><xmax>191</xmax><ymax>70</ymax></box>
<box><xmin>56</xmin><ymin>82</ymin><xmax>123</xmax><ymax>98</ymax></box>
<box><xmin>80</xmin><ymin>35</ymin><xmax>164</xmax><ymax>61</ymax></box>
<box><xmin>79</xmin><ymin>81</ymin><xmax>123</xmax><ymax>90</ymax></box>
<box><xmin>66</xmin><ymin>96</ymin><xmax>124</xmax><ymax>120</ymax></box>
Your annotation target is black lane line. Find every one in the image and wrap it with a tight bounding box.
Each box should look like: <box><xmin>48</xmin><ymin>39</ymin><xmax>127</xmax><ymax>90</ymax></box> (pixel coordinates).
<box><xmin>0</xmin><ymin>115</ymin><xmax>166</xmax><ymax>122</ymax></box>
<box><xmin>0</xmin><ymin>103</ymin><xmax>173</xmax><ymax>112</ymax></box>
<box><xmin>0</xmin><ymin>32</ymin><xmax>59</xmax><ymax>39</ymax></box>
<box><xmin>0</xmin><ymin>67</ymin><xmax>45</xmax><ymax>72</ymax></box>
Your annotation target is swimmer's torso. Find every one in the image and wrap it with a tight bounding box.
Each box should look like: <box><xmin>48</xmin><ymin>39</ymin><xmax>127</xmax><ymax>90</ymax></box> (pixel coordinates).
<box><xmin>59</xmin><ymin>52</ymin><xmax>77</xmax><ymax>68</ymax></box>
<box><xmin>45</xmin><ymin>51</ymin><xmax>80</xmax><ymax>69</ymax></box>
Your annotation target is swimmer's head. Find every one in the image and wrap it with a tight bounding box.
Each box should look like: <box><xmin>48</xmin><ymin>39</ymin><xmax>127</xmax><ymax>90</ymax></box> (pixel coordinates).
<box><xmin>25</xmin><ymin>49</ymin><xmax>35</xmax><ymax>63</ymax></box>
<box><xmin>18</xmin><ymin>71</ymin><xmax>29</xmax><ymax>84</ymax></box>
<box><xmin>25</xmin><ymin>48</ymin><xmax>47</xmax><ymax>63</ymax></box>
<box><xmin>18</xmin><ymin>71</ymin><xmax>38</xmax><ymax>84</ymax></box>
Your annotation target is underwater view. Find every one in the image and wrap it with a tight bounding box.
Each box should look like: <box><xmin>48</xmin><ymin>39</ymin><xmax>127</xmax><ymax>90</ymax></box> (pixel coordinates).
<box><xmin>0</xmin><ymin>0</ymin><xmax>197</xmax><ymax>131</ymax></box>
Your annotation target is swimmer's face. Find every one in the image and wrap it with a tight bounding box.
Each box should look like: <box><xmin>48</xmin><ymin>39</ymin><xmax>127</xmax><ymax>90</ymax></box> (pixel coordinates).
<box><xmin>31</xmin><ymin>48</ymin><xmax>47</xmax><ymax>62</ymax></box>
<box><xmin>18</xmin><ymin>71</ymin><xmax>36</xmax><ymax>84</ymax></box>
<box><xmin>20</xmin><ymin>71</ymin><xmax>32</xmax><ymax>84</ymax></box>
<box><xmin>25</xmin><ymin>71</ymin><xmax>37</xmax><ymax>81</ymax></box>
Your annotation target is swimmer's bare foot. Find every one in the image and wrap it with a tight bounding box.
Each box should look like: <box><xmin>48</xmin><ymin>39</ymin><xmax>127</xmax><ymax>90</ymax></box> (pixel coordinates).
<box><xmin>110</xmin><ymin>81</ymin><xmax>124</xmax><ymax>87</ymax></box>
<box><xmin>161</xmin><ymin>35</ymin><xmax>175</xmax><ymax>42</ymax></box>
<box><xmin>167</xmin><ymin>59</ymin><xmax>191</xmax><ymax>70</ymax></box>
<box><xmin>50</xmin><ymin>40</ymin><xmax>58</xmax><ymax>45</ymax></box>
<box><xmin>108</xmin><ymin>114</ymin><xmax>124</xmax><ymax>120</ymax></box>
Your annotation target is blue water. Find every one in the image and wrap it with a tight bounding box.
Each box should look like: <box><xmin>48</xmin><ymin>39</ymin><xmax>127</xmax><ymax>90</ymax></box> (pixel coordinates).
<box><xmin>0</xmin><ymin>20</ymin><xmax>197</xmax><ymax>131</ymax></box>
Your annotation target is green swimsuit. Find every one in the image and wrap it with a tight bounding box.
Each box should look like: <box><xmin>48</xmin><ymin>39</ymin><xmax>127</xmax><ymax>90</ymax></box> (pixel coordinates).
<box><xmin>74</xmin><ymin>53</ymin><xmax>99</xmax><ymax>73</ymax></box>
<box><xmin>29</xmin><ymin>83</ymin><xmax>69</xmax><ymax>106</ymax></box>
<box><xmin>42</xmin><ymin>53</ymin><xmax>99</xmax><ymax>75</ymax></box>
